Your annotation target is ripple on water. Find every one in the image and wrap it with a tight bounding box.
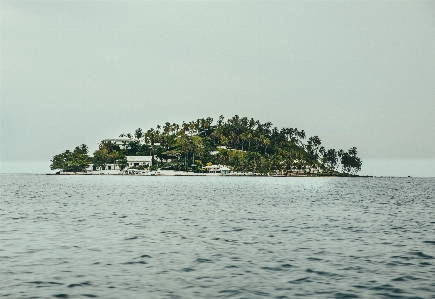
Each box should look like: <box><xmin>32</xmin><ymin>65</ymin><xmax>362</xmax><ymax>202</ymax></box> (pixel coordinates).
<box><xmin>1</xmin><ymin>175</ymin><xmax>435</xmax><ymax>298</ymax></box>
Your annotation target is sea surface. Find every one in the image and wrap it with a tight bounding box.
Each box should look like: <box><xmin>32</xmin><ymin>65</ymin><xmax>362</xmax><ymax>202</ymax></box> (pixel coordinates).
<box><xmin>1</xmin><ymin>174</ymin><xmax>434</xmax><ymax>299</ymax></box>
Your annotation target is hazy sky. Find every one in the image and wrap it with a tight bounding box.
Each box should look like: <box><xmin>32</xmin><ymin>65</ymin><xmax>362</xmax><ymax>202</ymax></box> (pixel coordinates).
<box><xmin>1</xmin><ymin>1</ymin><xmax>435</xmax><ymax>176</ymax></box>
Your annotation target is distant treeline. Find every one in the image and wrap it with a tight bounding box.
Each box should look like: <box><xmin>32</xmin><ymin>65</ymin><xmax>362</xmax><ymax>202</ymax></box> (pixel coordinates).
<box><xmin>50</xmin><ymin>115</ymin><xmax>362</xmax><ymax>175</ymax></box>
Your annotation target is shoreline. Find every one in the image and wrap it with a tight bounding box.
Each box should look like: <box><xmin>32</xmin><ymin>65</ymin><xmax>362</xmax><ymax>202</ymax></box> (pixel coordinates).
<box><xmin>46</xmin><ymin>172</ymin><xmax>373</xmax><ymax>178</ymax></box>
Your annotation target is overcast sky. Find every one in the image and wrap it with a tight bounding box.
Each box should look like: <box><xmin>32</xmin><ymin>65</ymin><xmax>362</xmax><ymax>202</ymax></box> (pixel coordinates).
<box><xmin>1</xmin><ymin>1</ymin><xmax>435</xmax><ymax>176</ymax></box>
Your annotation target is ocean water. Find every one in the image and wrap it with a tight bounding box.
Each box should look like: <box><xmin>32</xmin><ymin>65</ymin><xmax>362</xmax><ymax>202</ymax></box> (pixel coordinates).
<box><xmin>1</xmin><ymin>174</ymin><xmax>434</xmax><ymax>299</ymax></box>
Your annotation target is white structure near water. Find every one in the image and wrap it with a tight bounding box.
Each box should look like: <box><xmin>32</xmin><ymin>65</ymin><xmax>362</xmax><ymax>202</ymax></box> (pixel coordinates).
<box><xmin>204</xmin><ymin>165</ymin><xmax>231</xmax><ymax>175</ymax></box>
<box><xmin>126</xmin><ymin>156</ymin><xmax>152</xmax><ymax>168</ymax></box>
<box><xmin>81</xmin><ymin>138</ymin><xmax>153</xmax><ymax>174</ymax></box>
<box><xmin>85</xmin><ymin>156</ymin><xmax>152</xmax><ymax>174</ymax></box>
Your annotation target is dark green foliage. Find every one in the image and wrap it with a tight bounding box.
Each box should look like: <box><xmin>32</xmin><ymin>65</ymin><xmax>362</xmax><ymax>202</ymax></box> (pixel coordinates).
<box><xmin>50</xmin><ymin>115</ymin><xmax>362</xmax><ymax>175</ymax></box>
<box><xmin>120</xmin><ymin>115</ymin><xmax>362</xmax><ymax>175</ymax></box>
<box><xmin>340</xmin><ymin>147</ymin><xmax>362</xmax><ymax>175</ymax></box>
<box><xmin>50</xmin><ymin>144</ymin><xmax>91</xmax><ymax>172</ymax></box>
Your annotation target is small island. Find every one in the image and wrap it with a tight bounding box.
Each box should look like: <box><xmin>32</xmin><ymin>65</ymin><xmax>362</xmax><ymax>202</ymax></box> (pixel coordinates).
<box><xmin>50</xmin><ymin>115</ymin><xmax>362</xmax><ymax>176</ymax></box>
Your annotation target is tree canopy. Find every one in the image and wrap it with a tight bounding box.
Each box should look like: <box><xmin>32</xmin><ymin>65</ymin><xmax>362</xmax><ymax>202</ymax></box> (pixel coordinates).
<box><xmin>50</xmin><ymin>115</ymin><xmax>362</xmax><ymax>175</ymax></box>
<box><xmin>117</xmin><ymin>115</ymin><xmax>362</xmax><ymax>175</ymax></box>
<box><xmin>50</xmin><ymin>144</ymin><xmax>91</xmax><ymax>172</ymax></box>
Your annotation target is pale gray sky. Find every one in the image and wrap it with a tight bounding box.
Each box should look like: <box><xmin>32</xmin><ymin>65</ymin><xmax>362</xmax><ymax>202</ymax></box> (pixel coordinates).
<box><xmin>1</xmin><ymin>1</ymin><xmax>435</xmax><ymax>176</ymax></box>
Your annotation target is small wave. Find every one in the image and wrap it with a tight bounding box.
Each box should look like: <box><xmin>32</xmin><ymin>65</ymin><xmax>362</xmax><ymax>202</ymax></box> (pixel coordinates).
<box><xmin>261</xmin><ymin>266</ymin><xmax>283</xmax><ymax>272</ymax></box>
<box><xmin>392</xmin><ymin>275</ymin><xmax>420</xmax><ymax>281</ymax></box>
<box><xmin>288</xmin><ymin>277</ymin><xmax>311</xmax><ymax>284</ymax></box>
<box><xmin>27</xmin><ymin>281</ymin><xmax>63</xmax><ymax>287</ymax></box>
<box><xmin>306</xmin><ymin>268</ymin><xmax>339</xmax><ymax>277</ymax></box>
<box><xmin>195</xmin><ymin>258</ymin><xmax>213</xmax><ymax>263</ymax></box>
<box><xmin>122</xmin><ymin>261</ymin><xmax>147</xmax><ymax>265</ymax></box>
<box><xmin>370</xmin><ymin>283</ymin><xmax>404</xmax><ymax>293</ymax></box>
<box><xmin>334</xmin><ymin>293</ymin><xmax>359</xmax><ymax>298</ymax></box>
<box><xmin>410</xmin><ymin>251</ymin><xmax>433</xmax><ymax>259</ymax></box>
<box><xmin>181</xmin><ymin>267</ymin><xmax>195</xmax><ymax>272</ymax></box>
<box><xmin>217</xmin><ymin>289</ymin><xmax>242</xmax><ymax>297</ymax></box>
<box><xmin>67</xmin><ymin>282</ymin><xmax>92</xmax><ymax>288</ymax></box>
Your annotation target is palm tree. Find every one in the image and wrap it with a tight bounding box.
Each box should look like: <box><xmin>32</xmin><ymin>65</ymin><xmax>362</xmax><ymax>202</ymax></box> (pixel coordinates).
<box><xmin>134</xmin><ymin>128</ymin><xmax>143</xmax><ymax>140</ymax></box>
<box><xmin>107</xmin><ymin>114</ymin><xmax>362</xmax><ymax>176</ymax></box>
<box><xmin>111</xmin><ymin>151</ymin><xmax>119</xmax><ymax>170</ymax></box>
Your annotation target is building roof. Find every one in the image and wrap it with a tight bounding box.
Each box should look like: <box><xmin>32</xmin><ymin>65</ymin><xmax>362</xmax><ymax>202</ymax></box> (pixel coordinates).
<box><xmin>103</xmin><ymin>138</ymin><xmax>133</xmax><ymax>142</ymax></box>
<box><xmin>204</xmin><ymin>165</ymin><xmax>231</xmax><ymax>171</ymax></box>
<box><xmin>127</xmin><ymin>156</ymin><xmax>152</xmax><ymax>162</ymax></box>
<box><xmin>204</xmin><ymin>165</ymin><xmax>220</xmax><ymax>169</ymax></box>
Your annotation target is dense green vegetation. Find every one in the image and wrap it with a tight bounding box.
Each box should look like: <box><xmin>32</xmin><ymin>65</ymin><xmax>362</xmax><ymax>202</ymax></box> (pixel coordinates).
<box><xmin>50</xmin><ymin>115</ymin><xmax>362</xmax><ymax>175</ymax></box>
<box><xmin>49</xmin><ymin>144</ymin><xmax>92</xmax><ymax>172</ymax></box>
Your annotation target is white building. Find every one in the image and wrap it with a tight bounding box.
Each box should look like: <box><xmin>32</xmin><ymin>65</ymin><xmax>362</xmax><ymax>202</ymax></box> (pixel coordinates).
<box><xmin>127</xmin><ymin>156</ymin><xmax>152</xmax><ymax>168</ymax></box>
<box><xmin>87</xmin><ymin>156</ymin><xmax>153</xmax><ymax>174</ymax></box>
<box><xmin>102</xmin><ymin>138</ymin><xmax>134</xmax><ymax>149</ymax></box>
<box><xmin>204</xmin><ymin>165</ymin><xmax>231</xmax><ymax>174</ymax></box>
